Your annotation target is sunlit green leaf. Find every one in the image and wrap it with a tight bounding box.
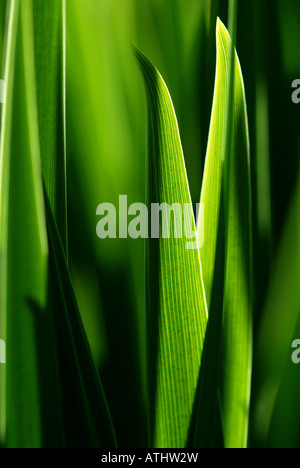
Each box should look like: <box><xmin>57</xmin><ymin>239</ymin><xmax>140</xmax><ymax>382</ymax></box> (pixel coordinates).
<box><xmin>134</xmin><ymin>46</ymin><xmax>208</xmax><ymax>448</ymax></box>
<box><xmin>196</xmin><ymin>18</ymin><xmax>252</xmax><ymax>449</ymax></box>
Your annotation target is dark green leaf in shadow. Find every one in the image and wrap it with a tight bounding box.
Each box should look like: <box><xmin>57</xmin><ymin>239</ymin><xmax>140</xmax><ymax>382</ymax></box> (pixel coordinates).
<box><xmin>45</xmin><ymin>194</ymin><xmax>117</xmax><ymax>448</ymax></box>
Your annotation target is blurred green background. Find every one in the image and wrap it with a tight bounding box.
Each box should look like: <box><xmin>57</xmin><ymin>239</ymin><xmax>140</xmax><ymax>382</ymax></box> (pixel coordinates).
<box><xmin>64</xmin><ymin>0</ymin><xmax>300</xmax><ymax>448</ymax></box>
<box><xmin>1</xmin><ymin>0</ymin><xmax>299</xmax><ymax>448</ymax></box>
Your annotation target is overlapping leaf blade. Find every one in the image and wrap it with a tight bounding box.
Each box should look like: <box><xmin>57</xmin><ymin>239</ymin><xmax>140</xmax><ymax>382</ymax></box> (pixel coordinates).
<box><xmin>32</xmin><ymin>0</ymin><xmax>67</xmax><ymax>253</ymax></box>
<box><xmin>0</xmin><ymin>0</ymin><xmax>64</xmax><ymax>447</ymax></box>
<box><xmin>31</xmin><ymin>0</ymin><xmax>117</xmax><ymax>447</ymax></box>
<box><xmin>134</xmin><ymin>47</ymin><xmax>208</xmax><ymax>448</ymax></box>
<box><xmin>196</xmin><ymin>19</ymin><xmax>252</xmax><ymax>448</ymax></box>
<box><xmin>0</xmin><ymin>0</ymin><xmax>6</xmax><ymax>73</ymax></box>
<box><xmin>0</xmin><ymin>0</ymin><xmax>117</xmax><ymax>448</ymax></box>
<box><xmin>221</xmin><ymin>21</ymin><xmax>252</xmax><ymax>450</ymax></box>
<box><xmin>45</xmin><ymin>195</ymin><xmax>117</xmax><ymax>448</ymax></box>
<box><xmin>29</xmin><ymin>0</ymin><xmax>117</xmax><ymax>448</ymax></box>
<box><xmin>0</xmin><ymin>0</ymin><xmax>20</xmax><ymax>446</ymax></box>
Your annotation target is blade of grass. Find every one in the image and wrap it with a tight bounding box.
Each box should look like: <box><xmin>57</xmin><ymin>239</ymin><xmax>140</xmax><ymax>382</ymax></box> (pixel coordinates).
<box><xmin>134</xmin><ymin>46</ymin><xmax>208</xmax><ymax>448</ymax></box>
<box><xmin>0</xmin><ymin>0</ymin><xmax>65</xmax><ymax>447</ymax></box>
<box><xmin>188</xmin><ymin>206</ymin><xmax>225</xmax><ymax>448</ymax></box>
<box><xmin>1</xmin><ymin>0</ymin><xmax>115</xmax><ymax>448</ymax></box>
<box><xmin>196</xmin><ymin>17</ymin><xmax>252</xmax><ymax>448</ymax></box>
<box><xmin>198</xmin><ymin>18</ymin><xmax>230</xmax><ymax>312</ymax></box>
<box><xmin>32</xmin><ymin>0</ymin><xmax>117</xmax><ymax>447</ymax></box>
<box><xmin>32</xmin><ymin>0</ymin><xmax>67</xmax><ymax>254</ymax></box>
<box><xmin>221</xmin><ymin>13</ymin><xmax>253</xmax><ymax>448</ymax></box>
<box><xmin>45</xmin><ymin>194</ymin><xmax>117</xmax><ymax>448</ymax></box>
<box><xmin>0</xmin><ymin>0</ymin><xmax>6</xmax><ymax>74</ymax></box>
<box><xmin>189</xmin><ymin>16</ymin><xmax>232</xmax><ymax>448</ymax></box>
<box><xmin>0</xmin><ymin>0</ymin><xmax>19</xmax><ymax>446</ymax></box>
<box><xmin>221</xmin><ymin>9</ymin><xmax>253</xmax><ymax>447</ymax></box>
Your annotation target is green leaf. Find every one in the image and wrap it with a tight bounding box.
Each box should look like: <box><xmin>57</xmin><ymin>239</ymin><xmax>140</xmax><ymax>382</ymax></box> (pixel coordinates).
<box><xmin>188</xmin><ymin>208</ymin><xmax>225</xmax><ymax>448</ymax></box>
<box><xmin>220</xmin><ymin>20</ymin><xmax>252</xmax><ymax>450</ymax></box>
<box><xmin>28</xmin><ymin>0</ymin><xmax>117</xmax><ymax>447</ymax></box>
<box><xmin>134</xmin><ymin>46</ymin><xmax>208</xmax><ymax>448</ymax></box>
<box><xmin>44</xmin><ymin>194</ymin><xmax>117</xmax><ymax>448</ymax></box>
<box><xmin>0</xmin><ymin>0</ymin><xmax>116</xmax><ymax>448</ymax></box>
<box><xmin>0</xmin><ymin>0</ymin><xmax>64</xmax><ymax>447</ymax></box>
<box><xmin>0</xmin><ymin>0</ymin><xmax>6</xmax><ymax>73</ymax></box>
<box><xmin>196</xmin><ymin>18</ymin><xmax>252</xmax><ymax>448</ymax></box>
<box><xmin>32</xmin><ymin>0</ymin><xmax>67</xmax><ymax>254</ymax></box>
<box><xmin>0</xmin><ymin>0</ymin><xmax>19</xmax><ymax>446</ymax></box>
<box><xmin>198</xmin><ymin>19</ymin><xmax>229</xmax><ymax>312</ymax></box>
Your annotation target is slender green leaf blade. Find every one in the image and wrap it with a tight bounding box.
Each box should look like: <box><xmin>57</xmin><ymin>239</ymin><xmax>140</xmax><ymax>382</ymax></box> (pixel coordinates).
<box><xmin>45</xmin><ymin>195</ymin><xmax>117</xmax><ymax>448</ymax></box>
<box><xmin>189</xmin><ymin>207</ymin><xmax>226</xmax><ymax>448</ymax></box>
<box><xmin>0</xmin><ymin>0</ymin><xmax>6</xmax><ymax>73</ymax></box>
<box><xmin>31</xmin><ymin>0</ymin><xmax>116</xmax><ymax>447</ymax></box>
<box><xmin>198</xmin><ymin>19</ymin><xmax>229</xmax><ymax>312</ymax></box>
<box><xmin>37</xmin><ymin>0</ymin><xmax>117</xmax><ymax>446</ymax></box>
<box><xmin>197</xmin><ymin>19</ymin><xmax>252</xmax><ymax>448</ymax></box>
<box><xmin>0</xmin><ymin>0</ymin><xmax>64</xmax><ymax>447</ymax></box>
<box><xmin>221</xmin><ymin>20</ymin><xmax>252</xmax><ymax>449</ymax></box>
<box><xmin>0</xmin><ymin>0</ymin><xmax>19</xmax><ymax>445</ymax></box>
<box><xmin>32</xmin><ymin>0</ymin><xmax>67</xmax><ymax>254</ymax></box>
<box><xmin>134</xmin><ymin>47</ymin><xmax>208</xmax><ymax>448</ymax></box>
